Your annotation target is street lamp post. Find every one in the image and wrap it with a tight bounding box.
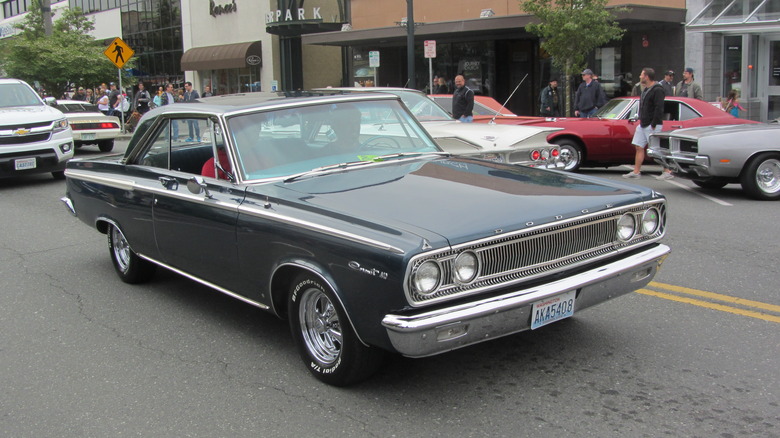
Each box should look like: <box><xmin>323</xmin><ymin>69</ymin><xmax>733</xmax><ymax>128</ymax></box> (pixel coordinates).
<box><xmin>406</xmin><ymin>0</ymin><xmax>415</xmax><ymax>89</ymax></box>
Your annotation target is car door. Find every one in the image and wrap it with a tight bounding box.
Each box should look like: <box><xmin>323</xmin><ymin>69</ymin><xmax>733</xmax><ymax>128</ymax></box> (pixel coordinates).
<box><xmin>138</xmin><ymin>116</ymin><xmax>245</xmax><ymax>291</ymax></box>
<box><xmin>605</xmin><ymin>100</ymin><xmax>640</xmax><ymax>163</ymax></box>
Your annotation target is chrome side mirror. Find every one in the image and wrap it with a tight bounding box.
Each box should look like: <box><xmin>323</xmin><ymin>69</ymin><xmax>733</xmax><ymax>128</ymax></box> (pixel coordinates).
<box><xmin>186</xmin><ymin>176</ymin><xmax>213</xmax><ymax>198</ymax></box>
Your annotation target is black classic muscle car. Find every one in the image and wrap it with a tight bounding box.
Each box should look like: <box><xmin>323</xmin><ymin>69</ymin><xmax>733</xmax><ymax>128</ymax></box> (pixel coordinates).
<box><xmin>62</xmin><ymin>92</ymin><xmax>670</xmax><ymax>385</ymax></box>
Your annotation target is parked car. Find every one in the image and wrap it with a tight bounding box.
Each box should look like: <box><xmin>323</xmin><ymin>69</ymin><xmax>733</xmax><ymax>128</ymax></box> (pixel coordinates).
<box><xmin>648</xmin><ymin>124</ymin><xmax>780</xmax><ymax>200</ymax></box>
<box><xmin>484</xmin><ymin>96</ymin><xmax>759</xmax><ymax>171</ymax></box>
<box><xmin>62</xmin><ymin>92</ymin><xmax>670</xmax><ymax>385</ymax></box>
<box><xmin>0</xmin><ymin>78</ymin><xmax>74</xmax><ymax>179</ymax></box>
<box><xmin>316</xmin><ymin>88</ymin><xmax>561</xmax><ymax>168</ymax></box>
<box><xmin>54</xmin><ymin>100</ymin><xmax>121</xmax><ymax>152</ymax></box>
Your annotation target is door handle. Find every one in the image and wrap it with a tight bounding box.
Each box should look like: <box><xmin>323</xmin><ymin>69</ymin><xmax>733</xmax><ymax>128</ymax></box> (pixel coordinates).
<box><xmin>670</xmin><ymin>125</ymin><xmax>683</xmax><ymax>129</ymax></box>
<box><xmin>158</xmin><ymin>176</ymin><xmax>178</xmax><ymax>190</ymax></box>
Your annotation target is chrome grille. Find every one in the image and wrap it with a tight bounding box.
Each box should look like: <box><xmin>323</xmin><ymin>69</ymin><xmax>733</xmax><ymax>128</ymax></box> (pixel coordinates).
<box><xmin>406</xmin><ymin>201</ymin><xmax>666</xmax><ymax>306</ymax></box>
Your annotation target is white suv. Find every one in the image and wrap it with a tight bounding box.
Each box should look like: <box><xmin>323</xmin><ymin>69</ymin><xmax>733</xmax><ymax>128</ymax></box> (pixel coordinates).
<box><xmin>0</xmin><ymin>78</ymin><xmax>74</xmax><ymax>179</ymax></box>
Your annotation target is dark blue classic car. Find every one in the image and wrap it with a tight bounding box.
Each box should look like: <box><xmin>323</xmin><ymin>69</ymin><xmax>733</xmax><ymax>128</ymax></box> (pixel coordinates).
<box><xmin>62</xmin><ymin>92</ymin><xmax>670</xmax><ymax>385</ymax></box>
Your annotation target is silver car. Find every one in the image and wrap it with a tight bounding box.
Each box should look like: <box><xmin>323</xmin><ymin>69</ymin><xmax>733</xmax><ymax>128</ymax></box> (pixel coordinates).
<box><xmin>648</xmin><ymin>124</ymin><xmax>780</xmax><ymax>200</ymax></box>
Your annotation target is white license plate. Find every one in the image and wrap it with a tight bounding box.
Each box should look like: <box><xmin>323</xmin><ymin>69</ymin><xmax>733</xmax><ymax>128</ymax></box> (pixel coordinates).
<box><xmin>14</xmin><ymin>157</ymin><xmax>37</xmax><ymax>170</ymax></box>
<box><xmin>531</xmin><ymin>290</ymin><xmax>576</xmax><ymax>330</ymax></box>
<box><xmin>81</xmin><ymin>133</ymin><xmax>96</xmax><ymax>140</ymax></box>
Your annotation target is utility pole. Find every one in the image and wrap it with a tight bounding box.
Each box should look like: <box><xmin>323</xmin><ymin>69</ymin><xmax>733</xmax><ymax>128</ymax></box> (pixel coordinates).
<box><xmin>406</xmin><ymin>0</ymin><xmax>415</xmax><ymax>89</ymax></box>
<box><xmin>41</xmin><ymin>0</ymin><xmax>52</xmax><ymax>36</ymax></box>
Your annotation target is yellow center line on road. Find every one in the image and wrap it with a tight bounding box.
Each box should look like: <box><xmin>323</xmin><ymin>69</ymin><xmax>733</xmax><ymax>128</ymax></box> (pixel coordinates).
<box><xmin>636</xmin><ymin>289</ymin><xmax>780</xmax><ymax>323</ymax></box>
<box><xmin>649</xmin><ymin>281</ymin><xmax>780</xmax><ymax>313</ymax></box>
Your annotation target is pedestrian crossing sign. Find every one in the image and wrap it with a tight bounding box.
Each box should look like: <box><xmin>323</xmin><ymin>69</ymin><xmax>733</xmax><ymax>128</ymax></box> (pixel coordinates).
<box><xmin>104</xmin><ymin>37</ymin><xmax>134</xmax><ymax>69</ymax></box>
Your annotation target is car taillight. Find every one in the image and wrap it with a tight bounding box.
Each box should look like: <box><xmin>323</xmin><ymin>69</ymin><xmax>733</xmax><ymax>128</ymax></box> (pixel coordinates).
<box><xmin>531</xmin><ymin>150</ymin><xmax>541</xmax><ymax>161</ymax></box>
<box><xmin>551</xmin><ymin>148</ymin><xmax>560</xmax><ymax>158</ymax></box>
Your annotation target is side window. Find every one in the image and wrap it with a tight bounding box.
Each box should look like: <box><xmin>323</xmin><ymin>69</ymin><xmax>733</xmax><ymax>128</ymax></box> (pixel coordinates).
<box><xmin>141</xmin><ymin>122</ymin><xmax>171</xmax><ymax>168</ymax></box>
<box><xmin>679</xmin><ymin>104</ymin><xmax>700</xmax><ymax>121</ymax></box>
<box><xmin>663</xmin><ymin>101</ymin><xmax>680</xmax><ymax>121</ymax></box>
<box><xmin>627</xmin><ymin>101</ymin><xmax>639</xmax><ymax>119</ymax></box>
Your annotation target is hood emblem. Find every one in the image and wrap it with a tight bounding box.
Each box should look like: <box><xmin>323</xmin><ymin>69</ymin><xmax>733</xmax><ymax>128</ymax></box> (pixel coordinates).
<box><xmin>13</xmin><ymin>128</ymin><xmax>31</xmax><ymax>136</ymax></box>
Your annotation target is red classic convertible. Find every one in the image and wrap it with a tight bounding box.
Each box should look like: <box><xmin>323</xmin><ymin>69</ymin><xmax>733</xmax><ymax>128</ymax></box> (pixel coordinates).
<box><xmin>481</xmin><ymin>96</ymin><xmax>758</xmax><ymax>171</ymax></box>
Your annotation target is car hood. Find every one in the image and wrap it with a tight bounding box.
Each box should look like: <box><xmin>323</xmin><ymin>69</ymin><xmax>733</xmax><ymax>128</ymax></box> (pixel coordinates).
<box><xmin>660</xmin><ymin>123</ymin><xmax>780</xmax><ymax>139</ymax></box>
<box><xmin>421</xmin><ymin>120</ymin><xmax>559</xmax><ymax>149</ymax></box>
<box><xmin>0</xmin><ymin>104</ymin><xmax>64</xmax><ymax>124</ymax></box>
<box><xmin>264</xmin><ymin>157</ymin><xmax>651</xmax><ymax>249</ymax></box>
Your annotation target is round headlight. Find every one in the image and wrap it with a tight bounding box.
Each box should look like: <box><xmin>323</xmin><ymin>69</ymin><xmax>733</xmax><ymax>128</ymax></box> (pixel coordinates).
<box><xmin>412</xmin><ymin>260</ymin><xmax>441</xmax><ymax>296</ymax></box>
<box><xmin>641</xmin><ymin>208</ymin><xmax>660</xmax><ymax>235</ymax></box>
<box><xmin>616</xmin><ymin>213</ymin><xmax>636</xmax><ymax>241</ymax></box>
<box><xmin>453</xmin><ymin>251</ymin><xmax>479</xmax><ymax>284</ymax></box>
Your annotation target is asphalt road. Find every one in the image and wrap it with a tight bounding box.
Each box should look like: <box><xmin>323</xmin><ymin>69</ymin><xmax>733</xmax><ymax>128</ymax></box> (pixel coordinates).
<box><xmin>1</xmin><ymin>141</ymin><xmax>778</xmax><ymax>437</ymax></box>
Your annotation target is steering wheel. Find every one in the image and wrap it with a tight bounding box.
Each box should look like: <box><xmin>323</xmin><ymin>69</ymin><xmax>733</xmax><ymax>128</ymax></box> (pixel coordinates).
<box><xmin>359</xmin><ymin>135</ymin><xmax>402</xmax><ymax>151</ymax></box>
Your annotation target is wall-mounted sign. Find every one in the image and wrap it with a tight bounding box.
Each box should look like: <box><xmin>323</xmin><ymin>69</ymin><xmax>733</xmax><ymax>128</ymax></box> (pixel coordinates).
<box><xmin>265</xmin><ymin>7</ymin><xmax>322</xmax><ymax>24</ymax></box>
<box><xmin>246</xmin><ymin>55</ymin><xmax>262</xmax><ymax>66</ymax></box>
<box><xmin>210</xmin><ymin>0</ymin><xmax>237</xmax><ymax>18</ymax></box>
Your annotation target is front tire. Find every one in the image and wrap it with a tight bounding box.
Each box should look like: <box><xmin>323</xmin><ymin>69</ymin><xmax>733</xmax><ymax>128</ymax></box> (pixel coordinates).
<box><xmin>740</xmin><ymin>153</ymin><xmax>780</xmax><ymax>200</ymax></box>
<box><xmin>288</xmin><ymin>273</ymin><xmax>384</xmax><ymax>386</ymax></box>
<box><xmin>107</xmin><ymin>223</ymin><xmax>156</xmax><ymax>283</ymax></box>
<box><xmin>554</xmin><ymin>139</ymin><xmax>583</xmax><ymax>171</ymax></box>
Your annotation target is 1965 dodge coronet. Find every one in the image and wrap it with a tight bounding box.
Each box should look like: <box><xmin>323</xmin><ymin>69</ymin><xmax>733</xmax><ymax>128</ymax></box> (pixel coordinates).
<box><xmin>62</xmin><ymin>92</ymin><xmax>670</xmax><ymax>385</ymax></box>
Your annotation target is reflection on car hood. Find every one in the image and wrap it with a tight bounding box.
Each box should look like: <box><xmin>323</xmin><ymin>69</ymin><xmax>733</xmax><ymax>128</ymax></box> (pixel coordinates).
<box><xmin>421</xmin><ymin>120</ymin><xmax>559</xmax><ymax>149</ymax></box>
<box><xmin>0</xmin><ymin>105</ymin><xmax>63</xmax><ymax>124</ymax></box>
<box><xmin>272</xmin><ymin>157</ymin><xmax>648</xmax><ymax>247</ymax></box>
<box><xmin>662</xmin><ymin>123</ymin><xmax>780</xmax><ymax>139</ymax></box>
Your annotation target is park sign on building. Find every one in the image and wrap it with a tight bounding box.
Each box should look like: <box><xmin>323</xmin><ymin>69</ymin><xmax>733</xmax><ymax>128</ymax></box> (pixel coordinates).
<box><xmin>265</xmin><ymin>1</ymin><xmax>343</xmax><ymax>37</ymax></box>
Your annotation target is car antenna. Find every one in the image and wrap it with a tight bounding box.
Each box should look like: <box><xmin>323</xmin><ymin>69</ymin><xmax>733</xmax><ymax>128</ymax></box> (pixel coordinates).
<box><xmin>489</xmin><ymin>73</ymin><xmax>528</xmax><ymax>125</ymax></box>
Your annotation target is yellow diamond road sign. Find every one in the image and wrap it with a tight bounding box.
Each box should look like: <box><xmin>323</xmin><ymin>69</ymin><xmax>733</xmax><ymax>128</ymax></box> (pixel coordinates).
<box><xmin>104</xmin><ymin>37</ymin><xmax>134</xmax><ymax>69</ymax></box>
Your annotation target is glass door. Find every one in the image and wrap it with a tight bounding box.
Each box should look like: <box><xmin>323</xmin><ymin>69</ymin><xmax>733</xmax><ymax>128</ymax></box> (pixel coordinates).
<box><xmin>765</xmin><ymin>37</ymin><xmax>780</xmax><ymax>121</ymax></box>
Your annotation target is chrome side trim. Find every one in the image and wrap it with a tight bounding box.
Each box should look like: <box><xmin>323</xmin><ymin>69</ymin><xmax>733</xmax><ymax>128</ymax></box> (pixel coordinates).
<box><xmin>383</xmin><ymin>244</ymin><xmax>670</xmax><ymax>358</ymax></box>
<box><xmin>65</xmin><ymin>169</ymin><xmax>135</xmax><ymax>191</ymax></box>
<box><xmin>137</xmin><ymin>254</ymin><xmax>270</xmax><ymax>311</ymax></box>
<box><xmin>60</xmin><ymin>196</ymin><xmax>76</xmax><ymax>216</ymax></box>
<box><xmin>239</xmin><ymin>204</ymin><xmax>405</xmax><ymax>255</ymax></box>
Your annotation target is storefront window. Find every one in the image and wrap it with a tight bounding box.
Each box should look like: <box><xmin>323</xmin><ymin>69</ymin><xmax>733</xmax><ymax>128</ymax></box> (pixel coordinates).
<box><xmin>771</xmin><ymin>40</ymin><xmax>780</xmax><ymax>87</ymax></box>
<box><xmin>723</xmin><ymin>35</ymin><xmax>742</xmax><ymax>97</ymax></box>
<box><xmin>203</xmin><ymin>65</ymin><xmax>262</xmax><ymax>95</ymax></box>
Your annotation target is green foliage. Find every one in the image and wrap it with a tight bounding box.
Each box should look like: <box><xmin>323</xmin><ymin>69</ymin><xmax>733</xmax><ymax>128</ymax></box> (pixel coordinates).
<box><xmin>0</xmin><ymin>0</ymin><xmax>134</xmax><ymax>96</ymax></box>
<box><xmin>522</xmin><ymin>0</ymin><xmax>626</xmax><ymax>76</ymax></box>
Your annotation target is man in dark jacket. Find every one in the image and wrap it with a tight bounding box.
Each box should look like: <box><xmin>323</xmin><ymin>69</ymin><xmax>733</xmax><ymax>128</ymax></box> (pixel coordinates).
<box><xmin>540</xmin><ymin>78</ymin><xmax>560</xmax><ymax>116</ymax></box>
<box><xmin>574</xmin><ymin>69</ymin><xmax>607</xmax><ymax>118</ymax></box>
<box><xmin>624</xmin><ymin>67</ymin><xmax>667</xmax><ymax>179</ymax></box>
<box><xmin>451</xmin><ymin>75</ymin><xmax>474</xmax><ymax>122</ymax></box>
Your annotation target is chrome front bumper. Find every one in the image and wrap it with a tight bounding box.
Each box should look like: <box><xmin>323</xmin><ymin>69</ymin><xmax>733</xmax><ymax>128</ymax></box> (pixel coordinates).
<box><xmin>382</xmin><ymin>244</ymin><xmax>670</xmax><ymax>358</ymax></box>
<box><xmin>647</xmin><ymin>149</ymin><xmax>711</xmax><ymax>177</ymax></box>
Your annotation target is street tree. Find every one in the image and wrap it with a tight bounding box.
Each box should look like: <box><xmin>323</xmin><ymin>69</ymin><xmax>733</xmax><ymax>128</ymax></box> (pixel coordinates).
<box><xmin>0</xmin><ymin>0</ymin><xmax>134</xmax><ymax>97</ymax></box>
<box><xmin>521</xmin><ymin>0</ymin><xmax>626</xmax><ymax>116</ymax></box>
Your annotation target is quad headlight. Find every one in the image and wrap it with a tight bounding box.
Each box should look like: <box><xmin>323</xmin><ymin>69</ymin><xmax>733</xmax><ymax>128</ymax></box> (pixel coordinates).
<box><xmin>641</xmin><ymin>208</ymin><xmax>660</xmax><ymax>235</ymax></box>
<box><xmin>412</xmin><ymin>260</ymin><xmax>441</xmax><ymax>296</ymax></box>
<box><xmin>616</xmin><ymin>213</ymin><xmax>636</xmax><ymax>241</ymax></box>
<box><xmin>453</xmin><ymin>251</ymin><xmax>479</xmax><ymax>284</ymax></box>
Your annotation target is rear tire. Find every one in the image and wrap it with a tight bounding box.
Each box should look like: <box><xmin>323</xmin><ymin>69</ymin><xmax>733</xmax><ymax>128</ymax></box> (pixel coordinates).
<box><xmin>98</xmin><ymin>140</ymin><xmax>114</xmax><ymax>152</ymax></box>
<box><xmin>554</xmin><ymin>139</ymin><xmax>583</xmax><ymax>171</ymax></box>
<box><xmin>107</xmin><ymin>223</ymin><xmax>156</xmax><ymax>283</ymax></box>
<box><xmin>51</xmin><ymin>171</ymin><xmax>65</xmax><ymax>180</ymax></box>
<box><xmin>740</xmin><ymin>153</ymin><xmax>780</xmax><ymax>200</ymax></box>
<box><xmin>288</xmin><ymin>273</ymin><xmax>384</xmax><ymax>386</ymax></box>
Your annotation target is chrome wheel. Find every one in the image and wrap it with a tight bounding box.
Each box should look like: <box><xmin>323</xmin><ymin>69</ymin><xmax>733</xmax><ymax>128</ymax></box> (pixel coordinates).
<box><xmin>556</xmin><ymin>141</ymin><xmax>582</xmax><ymax>171</ymax></box>
<box><xmin>111</xmin><ymin>225</ymin><xmax>131</xmax><ymax>273</ymax></box>
<box><xmin>755</xmin><ymin>158</ymin><xmax>780</xmax><ymax>195</ymax></box>
<box><xmin>298</xmin><ymin>287</ymin><xmax>342</xmax><ymax>365</ymax></box>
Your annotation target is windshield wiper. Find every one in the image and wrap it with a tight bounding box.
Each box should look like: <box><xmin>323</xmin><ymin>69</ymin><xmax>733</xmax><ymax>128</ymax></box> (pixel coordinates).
<box><xmin>283</xmin><ymin>160</ymin><xmax>374</xmax><ymax>183</ymax></box>
<box><xmin>371</xmin><ymin>151</ymin><xmax>450</xmax><ymax>161</ymax></box>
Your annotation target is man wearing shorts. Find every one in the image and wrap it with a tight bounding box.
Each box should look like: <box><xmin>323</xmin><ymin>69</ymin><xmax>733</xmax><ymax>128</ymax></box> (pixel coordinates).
<box><xmin>624</xmin><ymin>67</ymin><xmax>668</xmax><ymax>179</ymax></box>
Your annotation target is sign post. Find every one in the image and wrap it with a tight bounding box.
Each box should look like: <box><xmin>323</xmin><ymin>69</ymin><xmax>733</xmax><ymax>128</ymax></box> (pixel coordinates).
<box><xmin>103</xmin><ymin>37</ymin><xmax>135</xmax><ymax>132</ymax></box>
<box><xmin>424</xmin><ymin>40</ymin><xmax>436</xmax><ymax>94</ymax></box>
<box><xmin>369</xmin><ymin>51</ymin><xmax>380</xmax><ymax>87</ymax></box>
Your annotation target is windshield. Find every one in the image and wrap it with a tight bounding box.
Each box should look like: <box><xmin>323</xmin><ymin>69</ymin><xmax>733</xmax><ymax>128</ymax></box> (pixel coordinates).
<box><xmin>0</xmin><ymin>83</ymin><xmax>44</xmax><ymax>108</ymax></box>
<box><xmin>389</xmin><ymin>90</ymin><xmax>453</xmax><ymax>122</ymax></box>
<box><xmin>55</xmin><ymin>102</ymin><xmax>100</xmax><ymax>113</ymax></box>
<box><xmin>594</xmin><ymin>98</ymin><xmax>635</xmax><ymax>119</ymax></box>
<box><xmin>227</xmin><ymin>99</ymin><xmax>442</xmax><ymax>180</ymax></box>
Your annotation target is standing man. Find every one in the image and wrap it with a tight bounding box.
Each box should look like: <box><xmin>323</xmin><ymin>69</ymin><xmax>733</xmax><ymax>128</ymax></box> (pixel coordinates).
<box><xmin>675</xmin><ymin>67</ymin><xmax>703</xmax><ymax>100</ymax></box>
<box><xmin>451</xmin><ymin>75</ymin><xmax>474</xmax><ymax>122</ymax></box>
<box><xmin>72</xmin><ymin>87</ymin><xmax>87</xmax><ymax>101</ymax></box>
<box><xmin>574</xmin><ymin>69</ymin><xmax>607</xmax><ymax>118</ymax></box>
<box><xmin>658</xmin><ymin>70</ymin><xmax>675</xmax><ymax>96</ymax></box>
<box><xmin>539</xmin><ymin>78</ymin><xmax>561</xmax><ymax>117</ymax></box>
<box><xmin>623</xmin><ymin>68</ymin><xmax>667</xmax><ymax>179</ymax></box>
<box><xmin>162</xmin><ymin>83</ymin><xmax>179</xmax><ymax>141</ymax></box>
<box><xmin>202</xmin><ymin>85</ymin><xmax>213</xmax><ymax>97</ymax></box>
<box><xmin>108</xmin><ymin>82</ymin><xmax>122</xmax><ymax>117</ymax></box>
<box><xmin>182</xmin><ymin>81</ymin><xmax>200</xmax><ymax>141</ymax></box>
<box><xmin>133</xmin><ymin>82</ymin><xmax>152</xmax><ymax>114</ymax></box>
